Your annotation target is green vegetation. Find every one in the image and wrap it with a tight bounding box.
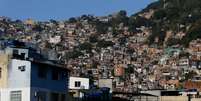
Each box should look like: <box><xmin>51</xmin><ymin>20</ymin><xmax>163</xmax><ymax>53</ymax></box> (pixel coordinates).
<box><xmin>78</xmin><ymin>42</ymin><xmax>93</xmax><ymax>53</ymax></box>
<box><xmin>182</xmin><ymin>20</ymin><xmax>201</xmax><ymax>47</ymax></box>
<box><xmin>185</xmin><ymin>71</ymin><xmax>197</xmax><ymax>80</ymax></box>
<box><xmin>2</xmin><ymin>0</ymin><xmax>201</xmax><ymax>50</ymax></box>
<box><xmin>145</xmin><ymin>0</ymin><xmax>201</xmax><ymax>46</ymax></box>
<box><xmin>32</xmin><ymin>24</ymin><xmax>43</xmax><ymax>32</ymax></box>
<box><xmin>68</xmin><ymin>17</ymin><xmax>77</xmax><ymax>23</ymax></box>
<box><xmin>166</xmin><ymin>38</ymin><xmax>181</xmax><ymax>46</ymax></box>
<box><xmin>89</xmin><ymin>34</ymin><xmax>98</xmax><ymax>43</ymax></box>
<box><xmin>96</xmin><ymin>40</ymin><xmax>114</xmax><ymax>48</ymax></box>
<box><xmin>66</xmin><ymin>50</ymin><xmax>83</xmax><ymax>59</ymax></box>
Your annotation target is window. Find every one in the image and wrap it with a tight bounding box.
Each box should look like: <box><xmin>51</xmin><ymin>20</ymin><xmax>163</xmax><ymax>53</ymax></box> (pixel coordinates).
<box><xmin>13</xmin><ymin>49</ymin><xmax>19</xmax><ymax>58</ymax></box>
<box><xmin>52</xmin><ymin>69</ymin><xmax>60</xmax><ymax>80</ymax></box>
<box><xmin>50</xmin><ymin>93</ymin><xmax>59</xmax><ymax>101</ymax></box>
<box><xmin>13</xmin><ymin>49</ymin><xmax>19</xmax><ymax>55</ymax></box>
<box><xmin>75</xmin><ymin>81</ymin><xmax>81</xmax><ymax>87</ymax></box>
<box><xmin>20</xmin><ymin>53</ymin><xmax>26</xmax><ymax>59</ymax></box>
<box><xmin>18</xmin><ymin>66</ymin><xmax>26</xmax><ymax>72</ymax></box>
<box><xmin>10</xmin><ymin>91</ymin><xmax>22</xmax><ymax>101</ymax></box>
<box><xmin>38</xmin><ymin>67</ymin><xmax>47</xmax><ymax>79</ymax></box>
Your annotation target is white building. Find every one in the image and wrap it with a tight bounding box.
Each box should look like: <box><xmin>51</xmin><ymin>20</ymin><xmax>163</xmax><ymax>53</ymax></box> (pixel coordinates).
<box><xmin>49</xmin><ymin>36</ymin><xmax>61</xmax><ymax>44</ymax></box>
<box><xmin>69</xmin><ymin>77</ymin><xmax>89</xmax><ymax>90</ymax></box>
<box><xmin>69</xmin><ymin>77</ymin><xmax>89</xmax><ymax>98</ymax></box>
<box><xmin>0</xmin><ymin>46</ymin><xmax>70</xmax><ymax>101</ymax></box>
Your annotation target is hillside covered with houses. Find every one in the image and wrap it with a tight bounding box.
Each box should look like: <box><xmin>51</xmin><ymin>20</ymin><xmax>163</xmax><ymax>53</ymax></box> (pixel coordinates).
<box><xmin>1</xmin><ymin>0</ymin><xmax>201</xmax><ymax>93</ymax></box>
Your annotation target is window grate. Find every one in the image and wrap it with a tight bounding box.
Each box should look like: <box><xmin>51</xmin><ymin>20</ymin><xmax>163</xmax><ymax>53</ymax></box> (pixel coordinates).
<box><xmin>10</xmin><ymin>91</ymin><xmax>22</xmax><ymax>101</ymax></box>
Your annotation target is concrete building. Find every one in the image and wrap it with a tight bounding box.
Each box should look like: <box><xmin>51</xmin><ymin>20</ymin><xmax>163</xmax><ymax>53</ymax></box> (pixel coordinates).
<box><xmin>49</xmin><ymin>36</ymin><xmax>61</xmax><ymax>44</ymax></box>
<box><xmin>69</xmin><ymin>77</ymin><xmax>89</xmax><ymax>98</ymax></box>
<box><xmin>0</xmin><ymin>47</ymin><xmax>70</xmax><ymax>101</ymax></box>
<box><xmin>69</xmin><ymin>77</ymin><xmax>89</xmax><ymax>90</ymax></box>
<box><xmin>114</xmin><ymin>65</ymin><xmax>125</xmax><ymax>77</ymax></box>
<box><xmin>98</xmin><ymin>79</ymin><xmax>113</xmax><ymax>93</ymax></box>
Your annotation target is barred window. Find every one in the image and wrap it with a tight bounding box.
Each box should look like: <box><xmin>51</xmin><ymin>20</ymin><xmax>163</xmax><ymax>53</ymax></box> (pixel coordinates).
<box><xmin>10</xmin><ymin>91</ymin><xmax>22</xmax><ymax>101</ymax></box>
<box><xmin>75</xmin><ymin>81</ymin><xmax>81</xmax><ymax>87</ymax></box>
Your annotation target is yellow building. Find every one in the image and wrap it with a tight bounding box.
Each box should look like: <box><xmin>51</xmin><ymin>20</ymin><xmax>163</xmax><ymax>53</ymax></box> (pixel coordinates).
<box><xmin>24</xmin><ymin>19</ymin><xmax>35</xmax><ymax>25</ymax></box>
<box><xmin>0</xmin><ymin>54</ymin><xmax>9</xmax><ymax>88</ymax></box>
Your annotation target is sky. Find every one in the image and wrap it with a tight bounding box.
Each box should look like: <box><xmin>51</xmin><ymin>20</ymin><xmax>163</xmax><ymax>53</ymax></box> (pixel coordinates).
<box><xmin>0</xmin><ymin>0</ymin><xmax>156</xmax><ymax>21</ymax></box>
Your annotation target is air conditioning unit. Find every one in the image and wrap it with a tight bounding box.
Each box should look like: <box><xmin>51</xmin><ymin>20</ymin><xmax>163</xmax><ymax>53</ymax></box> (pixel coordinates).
<box><xmin>18</xmin><ymin>66</ymin><xmax>26</xmax><ymax>71</ymax></box>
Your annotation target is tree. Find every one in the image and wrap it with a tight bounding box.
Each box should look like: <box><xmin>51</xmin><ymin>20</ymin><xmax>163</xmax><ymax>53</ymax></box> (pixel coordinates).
<box><xmin>185</xmin><ymin>71</ymin><xmax>197</xmax><ymax>80</ymax></box>
<box><xmin>182</xmin><ymin>19</ymin><xmax>201</xmax><ymax>47</ymax></box>
<box><xmin>117</xmin><ymin>10</ymin><xmax>129</xmax><ymax>25</ymax></box>
<box><xmin>125</xmin><ymin>64</ymin><xmax>134</xmax><ymax>74</ymax></box>
<box><xmin>118</xmin><ymin>37</ymin><xmax>127</xmax><ymax>46</ymax></box>
<box><xmin>50</xmin><ymin>19</ymin><xmax>58</xmax><ymax>25</ymax></box>
<box><xmin>118</xmin><ymin>10</ymin><xmax>127</xmax><ymax>17</ymax></box>
<box><xmin>66</xmin><ymin>50</ymin><xmax>83</xmax><ymax>59</ymax></box>
<box><xmin>128</xmin><ymin>16</ymin><xmax>152</xmax><ymax>32</ymax></box>
<box><xmin>32</xmin><ymin>24</ymin><xmax>43</xmax><ymax>32</ymax></box>
<box><xmin>96</xmin><ymin>40</ymin><xmax>114</xmax><ymax>48</ymax></box>
<box><xmin>68</xmin><ymin>17</ymin><xmax>77</xmax><ymax>23</ymax></box>
<box><xmin>89</xmin><ymin>35</ymin><xmax>98</xmax><ymax>43</ymax></box>
<box><xmin>94</xmin><ymin>20</ymin><xmax>110</xmax><ymax>34</ymax></box>
<box><xmin>78</xmin><ymin>42</ymin><xmax>93</xmax><ymax>52</ymax></box>
<box><xmin>153</xmin><ymin>9</ymin><xmax>166</xmax><ymax>20</ymax></box>
<box><xmin>166</xmin><ymin>38</ymin><xmax>181</xmax><ymax>46</ymax></box>
<box><xmin>111</xmin><ymin>10</ymin><xmax>129</xmax><ymax>26</ymax></box>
